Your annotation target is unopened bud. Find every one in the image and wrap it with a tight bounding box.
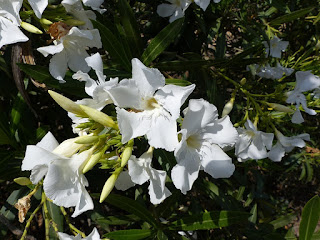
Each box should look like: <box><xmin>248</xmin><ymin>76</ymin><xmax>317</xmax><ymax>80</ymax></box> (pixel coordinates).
<box><xmin>80</xmin><ymin>105</ymin><xmax>118</xmax><ymax>130</ymax></box>
<box><xmin>240</xmin><ymin>78</ymin><xmax>246</xmax><ymax>85</ymax></box>
<box><xmin>48</xmin><ymin>90</ymin><xmax>86</xmax><ymax>116</ymax></box>
<box><xmin>83</xmin><ymin>151</ymin><xmax>104</xmax><ymax>174</ymax></box>
<box><xmin>266</xmin><ymin>103</ymin><xmax>294</xmax><ymax>113</ymax></box>
<box><xmin>20</xmin><ymin>22</ymin><xmax>43</xmax><ymax>34</ymax></box>
<box><xmin>14</xmin><ymin>177</ymin><xmax>32</xmax><ymax>186</ymax></box>
<box><xmin>40</xmin><ymin>18</ymin><xmax>53</xmax><ymax>25</ymax></box>
<box><xmin>75</xmin><ymin>135</ymin><xmax>99</xmax><ymax>144</ymax></box>
<box><xmin>222</xmin><ymin>98</ymin><xmax>235</xmax><ymax>117</ymax></box>
<box><xmin>63</xmin><ymin>19</ymin><xmax>86</xmax><ymax>26</ymax></box>
<box><xmin>100</xmin><ymin>170</ymin><xmax>121</xmax><ymax>203</ymax></box>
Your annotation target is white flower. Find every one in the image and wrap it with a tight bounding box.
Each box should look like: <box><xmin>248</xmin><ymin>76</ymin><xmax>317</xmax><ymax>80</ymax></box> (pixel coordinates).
<box><xmin>0</xmin><ymin>16</ymin><xmax>28</xmax><ymax>48</ymax></box>
<box><xmin>107</xmin><ymin>58</ymin><xmax>195</xmax><ymax>151</ymax></box>
<box><xmin>235</xmin><ymin>120</ymin><xmax>274</xmax><ymax>162</ymax></box>
<box><xmin>249</xmin><ymin>63</ymin><xmax>294</xmax><ymax>80</ymax></box>
<box><xmin>115</xmin><ymin>148</ymin><xmax>172</xmax><ymax>204</ymax></box>
<box><xmin>171</xmin><ymin>99</ymin><xmax>238</xmax><ymax>194</ymax></box>
<box><xmin>286</xmin><ymin>71</ymin><xmax>320</xmax><ymax>124</ymax></box>
<box><xmin>58</xmin><ymin>227</ymin><xmax>100</xmax><ymax>240</ymax></box>
<box><xmin>37</xmin><ymin>27</ymin><xmax>102</xmax><ymax>81</ymax></box>
<box><xmin>21</xmin><ymin>132</ymin><xmax>94</xmax><ymax>217</ymax></box>
<box><xmin>62</xmin><ymin>0</ymin><xmax>96</xmax><ymax>29</ymax></box>
<box><xmin>263</xmin><ymin>36</ymin><xmax>289</xmax><ymax>58</ymax></box>
<box><xmin>268</xmin><ymin>129</ymin><xmax>310</xmax><ymax>162</ymax></box>
<box><xmin>194</xmin><ymin>0</ymin><xmax>221</xmax><ymax>11</ymax></box>
<box><xmin>157</xmin><ymin>0</ymin><xmax>191</xmax><ymax>23</ymax></box>
<box><xmin>313</xmin><ymin>87</ymin><xmax>320</xmax><ymax>99</ymax></box>
<box><xmin>82</xmin><ymin>0</ymin><xmax>106</xmax><ymax>14</ymax></box>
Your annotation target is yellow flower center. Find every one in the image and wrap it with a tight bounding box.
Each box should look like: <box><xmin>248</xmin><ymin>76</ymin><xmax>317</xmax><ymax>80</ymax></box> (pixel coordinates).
<box><xmin>186</xmin><ymin>135</ymin><xmax>201</xmax><ymax>149</ymax></box>
<box><xmin>144</xmin><ymin>97</ymin><xmax>160</xmax><ymax>110</ymax></box>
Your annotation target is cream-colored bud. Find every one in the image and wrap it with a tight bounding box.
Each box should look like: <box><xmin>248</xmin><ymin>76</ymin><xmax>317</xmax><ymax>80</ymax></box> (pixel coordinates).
<box><xmin>14</xmin><ymin>177</ymin><xmax>32</xmax><ymax>186</ymax></box>
<box><xmin>48</xmin><ymin>90</ymin><xmax>85</xmax><ymax>116</ymax></box>
<box><xmin>52</xmin><ymin>138</ymin><xmax>83</xmax><ymax>157</ymax></box>
<box><xmin>75</xmin><ymin>135</ymin><xmax>99</xmax><ymax>144</ymax></box>
<box><xmin>39</xmin><ymin>18</ymin><xmax>53</xmax><ymax>25</ymax></box>
<box><xmin>266</xmin><ymin>103</ymin><xmax>294</xmax><ymax>113</ymax></box>
<box><xmin>20</xmin><ymin>22</ymin><xmax>43</xmax><ymax>34</ymax></box>
<box><xmin>80</xmin><ymin>105</ymin><xmax>118</xmax><ymax>130</ymax></box>
<box><xmin>100</xmin><ymin>171</ymin><xmax>121</xmax><ymax>203</ymax></box>
<box><xmin>82</xmin><ymin>151</ymin><xmax>104</xmax><ymax>174</ymax></box>
<box><xmin>120</xmin><ymin>140</ymin><xmax>134</xmax><ymax>167</ymax></box>
<box><xmin>222</xmin><ymin>98</ymin><xmax>235</xmax><ymax>117</ymax></box>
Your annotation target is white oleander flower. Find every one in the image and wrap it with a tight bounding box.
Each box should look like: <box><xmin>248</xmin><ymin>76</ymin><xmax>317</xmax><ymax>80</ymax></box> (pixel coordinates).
<box><xmin>37</xmin><ymin>27</ymin><xmax>102</xmax><ymax>81</ymax></box>
<box><xmin>58</xmin><ymin>227</ymin><xmax>100</xmax><ymax>240</ymax></box>
<box><xmin>249</xmin><ymin>63</ymin><xmax>294</xmax><ymax>80</ymax></box>
<box><xmin>268</xmin><ymin>129</ymin><xmax>310</xmax><ymax>162</ymax></box>
<box><xmin>62</xmin><ymin>0</ymin><xmax>96</xmax><ymax>29</ymax></box>
<box><xmin>194</xmin><ymin>0</ymin><xmax>221</xmax><ymax>11</ymax></box>
<box><xmin>263</xmin><ymin>36</ymin><xmax>289</xmax><ymax>58</ymax></box>
<box><xmin>286</xmin><ymin>71</ymin><xmax>320</xmax><ymax>124</ymax></box>
<box><xmin>115</xmin><ymin>148</ymin><xmax>172</xmax><ymax>204</ymax></box>
<box><xmin>157</xmin><ymin>0</ymin><xmax>191</xmax><ymax>23</ymax></box>
<box><xmin>171</xmin><ymin>99</ymin><xmax>238</xmax><ymax>194</ymax></box>
<box><xmin>107</xmin><ymin>58</ymin><xmax>195</xmax><ymax>152</ymax></box>
<box><xmin>235</xmin><ymin>120</ymin><xmax>274</xmax><ymax>162</ymax></box>
<box><xmin>21</xmin><ymin>132</ymin><xmax>94</xmax><ymax>217</ymax></box>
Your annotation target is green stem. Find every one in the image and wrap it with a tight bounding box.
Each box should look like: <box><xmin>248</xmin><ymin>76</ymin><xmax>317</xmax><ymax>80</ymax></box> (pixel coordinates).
<box><xmin>60</xmin><ymin>207</ymin><xmax>86</xmax><ymax>238</ymax></box>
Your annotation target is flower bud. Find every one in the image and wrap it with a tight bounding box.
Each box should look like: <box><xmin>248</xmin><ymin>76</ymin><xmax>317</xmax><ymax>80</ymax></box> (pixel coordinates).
<box><xmin>48</xmin><ymin>90</ymin><xmax>86</xmax><ymax>116</ymax></box>
<box><xmin>40</xmin><ymin>18</ymin><xmax>53</xmax><ymax>25</ymax></box>
<box><xmin>222</xmin><ymin>98</ymin><xmax>235</xmax><ymax>117</ymax></box>
<box><xmin>52</xmin><ymin>138</ymin><xmax>83</xmax><ymax>157</ymax></box>
<box><xmin>82</xmin><ymin>151</ymin><xmax>104</xmax><ymax>174</ymax></box>
<box><xmin>240</xmin><ymin>78</ymin><xmax>246</xmax><ymax>85</ymax></box>
<box><xmin>20</xmin><ymin>22</ymin><xmax>43</xmax><ymax>34</ymax></box>
<box><xmin>121</xmin><ymin>140</ymin><xmax>134</xmax><ymax>167</ymax></box>
<box><xmin>266</xmin><ymin>102</ymin><xmax>294</xmax><ymax>113</ymax></box>
<box><xmin>80</xmin><ymin>105</ymin><xmax>118</xmax><ymax>130</ymax></box>
<box><xmin>75</xmin><ymin>135</ymin><xmax>99</xmax><ymax>144</ymax></box>
<box><xmin>100</xmin><ymin>170</ymin><xmax>121</xmax><ymax>203</ymax></box>
<box><xmin>14</xmin><ymin>177</ymin><xmax>32</xmax><ymax>186</ymax></box>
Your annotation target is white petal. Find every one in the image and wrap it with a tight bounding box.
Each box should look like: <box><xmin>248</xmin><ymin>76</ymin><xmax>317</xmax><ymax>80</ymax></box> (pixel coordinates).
<box><xmin>37</xmin><ymin>42</ymin><xmax>64</xmax><ymax>57</ymax></box>
<box><xmin>155</xmin><ymin>84</ymin><xmax>195</xmax><ymax>120</ymax></box>
<box><xmin>260</xmin><ymin>132</ymin><xmax>274</xmax><ymax>150</ymax></box>
<box><xmin>194</xmin><ymin>0</ymin><xmax>210</xmax><ymax>10</ymax></box>
<box><xmin>172</xmin><ymin>143</ymin><xmax>201</xmax><ymax>194</ymax></box>
<box><xmin>169</xmin><ymin>8</ymin><xmax>184</xmax><ymax>23</ymax></box>
<box><xmin>0</xmin><ymin>17</ymin><xmax>28</xmax><ymax>47</ymax></box>
<box><xmin>157</xmin><ymin>4</ymin><xmax>176</xmax><ymax>18</ymax></box>
<box><xmin>235</xmin><ymin>128</ymin><xmax>252</xmax><ymax>156</ymax></box>
<box><xmin>72</xmin><ymin>182</ymin><xmax>94</xmax><ymax>217</ymax></box>
<box><xmin>66</xmin><ymin>44</ymin><xmax>91</xmax><ymax>73</ymax></box>
<box><xmin>131</xmin><ymin>58</ymin><xmax>165</xmax><ymax>97</ymax></box>
<box><xmin>73</xmin><ymin>71</ymin><xmax>97</xmax><ymax>97</ymax></box>
<box><xmin>146</xmin><ymin>110</ymin><xmax>178</xmax><ymax>151</ymax></box>
<box><xmin>268</xmin><ymin>142</ymin><xmax>285</xmax><ymax>162</ymax></box>
<box><xmin>28</xmin><ymin>0</ymin><xmax>48</xmax><ymax>18</ymax></box>
<box><xmin>291</xmin><ymin>109</ymin><xmax>304</xmax><ymax>124</ymax></box>
<box><xmin>49</xmin><ymin>51</ymin><xmax>68</xmax><ymax>81</ymax></box>
<box><xmin>200</xmin><ymin>144</ymin><xmax>235</xmax><ymax>178</ymax></box>
<box><xmin>0</xmin><ymin>0</ymin><xmax>22</xmax><ymax>25</ymax></box>
<box><xmin>29</xmin><ymin>164</ymin><xmax>48</xmax><ymax>184</ymax></box>
<box><xmin>58</xmin><ymin>232</ymin><xmax>80</xmax><ymax>240</ymax></box>
<box><xmin>182</xmin><ymin>99</ymin><xmax>218</xmax><ymax>135</ymax></box>
<box><xmin>84</xmin><ymin>228</ymin><xmax>100</xmax><ymax>240</ymax></box>
<box><xmin>85</xmin><ymin>53</ymin><xmax>105</xmax><ymax>83</ymax></box>
<box><xmin>246</xmin><ymin>134</ymin><xmax>268</xmax><ymax>160</ymax></box>
<box><xmin>128</xmin><ymin>156</ymin><xmax>150</xmax><ymax>185</ymax></box>
<box><xmin>295</xmin><ymin>71</ymin><xmax>320</xmax><ymax>92</ymax></box>
<box><xmin>53</xmin><ymin>138</ymin><xmax>83</xmax><ymax>158</ymax></box>
<box><xmin>36</xmin><ymin>131</ymin><xmax>59</xmax><ymax>151</ymax></box>
<box><xmin>148</xmin><ymin>168</ymin><xmax>171</xmax><ymax>204</ymax></box>
<box><xmin>115</xmin><ymin>171</ymin><xmax>135</xmax><ymax>191</ymax></box>
<box><xmin>116</xmin><ymin>108</ymin><xmax>151</xmax><ymax>144</ymax></box>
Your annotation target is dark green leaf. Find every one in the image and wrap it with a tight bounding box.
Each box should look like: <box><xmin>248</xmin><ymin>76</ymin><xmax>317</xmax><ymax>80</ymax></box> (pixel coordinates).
<box><xmin>169</xmin><ymin>211</ymin><xmax>250</xmax><ymax>230</ymax></box>
<box><xmin>165</xmin><ymin>78</ymin><xmax>192</xmax><ymax>86</ymax></box>
<box><xmin>270</xmin><ymin>212</ymin><xmax>297</xmax><ymax>229</ymax></box>
<box><xmin>91</xmin><ymin>211</ymin><xmax>140</xmax><ymax>225</ymax></box>
<box><xmin>270</xmin><ymin>7</ymin><xmax>314</xmax><ymax>25</ymax></box>
<box><xmin>285</xmin><ymin>227</ymin><xmax>297</xmax><ymax>240</ymax></box>
<box><xmin>46</xmin><ymin>201</ymin><xmax>63</xmax><ymax>232</ymax></box>
<box><xmin>106</xmin><ymin>194</ymin><xmax>159</xmax><ymax>228</ymax></box>
<box><xmin>104</xmin><ymin>229</ymin><xmax>152</xmax><ymax>240</ymax></box>
<box><xmin>92</xmin><ymin>20</ymin><xmax>131</xmax><ymax>71</ymax></box>
<box><xmin>248</xmin><ymin>203</ymin><xmax>257</xmax><ymax>223</ymax></box>
<box><xmin>141</xmin><ymin>18</ymin><xmax>184</xmax><ymax>66</ymax></box>
<box><xmin>299</xmin><ymin>195</ymin><xmax>320</xmax><ymax>240</ymax></box>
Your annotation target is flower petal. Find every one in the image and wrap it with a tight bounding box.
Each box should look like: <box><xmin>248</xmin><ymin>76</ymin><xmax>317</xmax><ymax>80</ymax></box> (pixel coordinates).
<box><xmin>49</xmin><ymin>51</ymin><xmax>68</xmax><ymax>82</ymax></box>
<box><xmin>28</xmin><ymin>0</ymin><xmax>48</xmax><ymax>19</ymax></box>
<box><xmin>128</xmin><ymin>156</ymin><xmax>150</xmax><ymax>185</ymax></box>
<box><xmin>157</xmin><ymin>4</ymin><xmax>176</xmax><ymax>18</ymax></box>
<box><xmin>148</xmin><ymin>168</ymin><xmax>172</xmax><ymax>204</ymax></box>
<box><xmin>268</xmin><ymin>142</ymin><xmax>285</xmax><ymax>162</ymax></box>
<box><xmin>0</xmin><ymin>17</ymin><xmax>28</xmax><ymax>48</ymax></box>
<box><xmin>115</xmin><ymin>171</ymin><xmax>135</xmax><ymax>191</ymax></box>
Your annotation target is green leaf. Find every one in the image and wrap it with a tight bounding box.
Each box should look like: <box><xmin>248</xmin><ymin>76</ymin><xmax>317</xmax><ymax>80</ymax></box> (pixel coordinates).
<box><xmin>17</xmin><ymin>64</ymin><xmax>86</xmax><ymax>97</ymax></box>
<box><xmin>270</xmin><ymin>7</ymin><xmax>314</xmax><ymax>26</ymax></box>
<box><xmin>92</xmin><ymin>20</ymin><xmax>131</xmax><ymax>71</ymax></box>
<box><xmin>10</xmin><ymin>94</ymin><xmax>25</xmax><ymax>135</ymax></box>
<box><xmin>169</xmin><ymin>211</ymin><xmax>251</xmax><ymax>231</ymax></box>
<box><xmin>141</xmin><ymin>18</ymin><xmax>184</xmax><ymax>66</ymax></box>
<box><xmin>0</xmin><ymin>112</ymin><xmax>12</xmax><ymax>146</ymax></box>
<box><xmin>91</xmin><ymin>212</ymin><xmax>140</xmax><ymax>225</ymax></box>
<box><xmin>285</xmin><ymin>227</ymin><xmax>297</xmax><ymax>240</ymax></box>
<box><xmin>299</xmin><ymin>195</ymin><xmax>320</xmax><ymax>240</ymax></box>
<box><xmin>106</xmin><ymin>194</ymin><xmax>159</xmax><ymax>228</ymax></box>
<box><xmin>165</xmin><ymin>78</ymin><xmax>192</xmax><ymax>86</ymax></box>
<box><xmin>104</xmin><ymin>229</ymin><xmax>152</xmax><ymax>240</ymax></box>
<box><xmin>311</xmin><ymin>230</ymin><xmax>320</xmax><ymax>240</ymax></box>
<box><xmin>248</xmin><ymin>203</ymin><xmax>257</xmax><ymax>223</ymax></box>
<box><xmin>157</xmin><ymin>230</ymin><xmax>168</xmax><ymax>240</ymax></box>
<box><xmin>118</xmin><ymin>0</ymin><xmax>142</xmax><ymax>57</ymax></box>
<box><xmin>270</xmin><ymin>212</ymin><xmax>297</xmax><ymax>229</ymax></box>
<box><xmin>46</xmin><ymin>201</ymin><xmax>63</xmax><ymax>232</ymax></box>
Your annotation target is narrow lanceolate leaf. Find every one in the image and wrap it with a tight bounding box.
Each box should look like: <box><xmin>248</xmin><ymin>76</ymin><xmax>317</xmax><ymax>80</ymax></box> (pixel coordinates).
<box><xmin>270</xmin><ymin>212</ymin><xmax>297</xmax><ymax>229</ymax></box>
<box><xmin>141</xmin><ymin>18</ymin><xmax>184</xmax><ymax>66</ymax></box>
<box><xmin>248</xmin><ymin>203</ymin><xmax>257</xmax><ymax>223</ymax></box>
<box><xmin>118</xmin><ymin>0</ymin><xmax>142</xmax><ymax>57</ymax></box>
<box><xmin>106</xmin><ymin>194</ymin><xmax>159</xmax><ymax>228</ymax></box>
<box><xmin>270</xmin><ymin>7</ymin><xmax>314</xmax><ymax>26</ymax></box>
<box><xmin>299</xmin><ymin>195</ymin><xmax>320</xmax><ymax>240</ymax></box>
<box><xmin>104</xmin><ymin>229</ymin><xmax>152</xmax><ymax>240</ymax></box>
<box><xmin>92</xmin><ymin>20</ymin><xmax>131</xmax><ymax>72</ymax></box>
<box><xmin>169</xmin><ymin>211</ymin><xmax>251</xmax><ymax>231</ymax></box>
